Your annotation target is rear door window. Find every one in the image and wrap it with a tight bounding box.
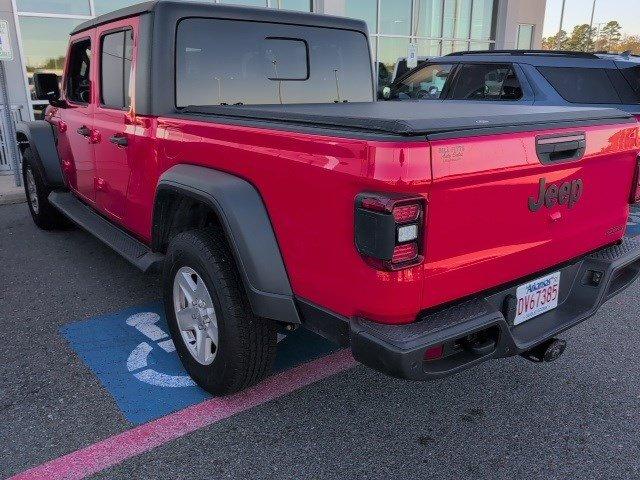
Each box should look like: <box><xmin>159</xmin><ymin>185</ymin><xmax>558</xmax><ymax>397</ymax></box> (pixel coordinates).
<box><xmin>175</xmin><ymin>18</ymin><xmax>373</xmax><ymax>106</ymax></box>
<box><xmin>100</xmin><ymin>29</ymin><xmax>134</xmax><ymax>109</ymax></box>
<box><xmin>449</xmin><ymin>64</ymin><xmax>523</xmax><ymax>101</ymax></box>
<box><xmin>620</xmin><ymin>65</ymin><xmax>640</xmax><ymax>101</ymax></box>
<box><xmin>621</xmin><ymin>65</ymin><xmax>640</xmax><ymax>92</ymax></box>
<box><xmin>538</xmin><ymin>66</ymin><xmax>621</xmax><ymax>104</ymax></box>
<box><xmin>390</xmin><ymin>63</ymin><xmax>455</xmax><ymax>100</ymax></box>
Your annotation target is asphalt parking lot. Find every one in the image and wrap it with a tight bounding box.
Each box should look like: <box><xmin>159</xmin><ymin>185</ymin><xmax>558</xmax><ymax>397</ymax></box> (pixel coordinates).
<box><xmin>3</xmin><ymin>200</ymin><xmax>640</xmax><ymax>480</ymax></box>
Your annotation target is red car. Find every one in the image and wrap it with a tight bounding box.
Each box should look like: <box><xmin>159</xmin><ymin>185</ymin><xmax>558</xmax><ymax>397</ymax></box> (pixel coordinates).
<box><xmin>17</xmin><ymin>0</ymin><xmax>640</xmax><ymax>395</ymax></box>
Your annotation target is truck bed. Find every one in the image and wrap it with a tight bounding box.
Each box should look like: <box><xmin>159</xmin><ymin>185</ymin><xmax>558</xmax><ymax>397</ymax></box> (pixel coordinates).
<box><xmin>161</xmin><ymin>101</ymin><xmax>639</xmax><ymax>325</ymax></box>
<box><xmin>180</xmin><ymin>102</ymin><xmax>634</xmax><ymax>138</ymax></box>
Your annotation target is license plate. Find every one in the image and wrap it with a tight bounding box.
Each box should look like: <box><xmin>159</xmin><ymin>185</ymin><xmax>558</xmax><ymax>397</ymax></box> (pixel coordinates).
<box><xmin>513</xmin><ymin>271</ymin><xmax>561</xmax><ymax>326</ymax></box>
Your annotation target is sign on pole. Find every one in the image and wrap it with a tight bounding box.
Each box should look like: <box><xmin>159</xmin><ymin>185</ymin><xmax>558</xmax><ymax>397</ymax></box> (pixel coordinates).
<box><xmin>406</xmin><ymin>43</ymin><xmax>418</xmax><ymax>69</ymax></box>
<box><xmin>0</xmin><ymin>20</ymin><xmax>13</xmax><ymax>61</ymax></box>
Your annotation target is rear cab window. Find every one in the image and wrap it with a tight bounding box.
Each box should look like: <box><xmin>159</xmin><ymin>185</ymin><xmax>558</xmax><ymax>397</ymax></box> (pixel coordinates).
<box><xmin>449</xmin><ymin>64</ymin><xmax>523</xmax><ymax>101</ymax></box>
<box><xmin>390</xmin><ymin>63</ymin><xmax>455</xmax><ymax>100</ymax></box>
<box><xmin>175</xmin><ymin>18</ymin><xmax>373</xmax><ymax>106</ymax></box>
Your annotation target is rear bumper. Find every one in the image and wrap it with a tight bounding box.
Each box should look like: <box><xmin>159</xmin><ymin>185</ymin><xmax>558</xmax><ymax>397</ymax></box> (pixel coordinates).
<box><xmin>349</xmin><ymin>237</ymin><xmax>640</xmax><ymax>381</ymax></box>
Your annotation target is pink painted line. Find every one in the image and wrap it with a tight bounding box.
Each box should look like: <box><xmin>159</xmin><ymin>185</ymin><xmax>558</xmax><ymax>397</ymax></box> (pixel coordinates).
<box><xmin>9</xmin><ymin>350</ymin><xmax>356</xmax><ymax>480</ymax></box>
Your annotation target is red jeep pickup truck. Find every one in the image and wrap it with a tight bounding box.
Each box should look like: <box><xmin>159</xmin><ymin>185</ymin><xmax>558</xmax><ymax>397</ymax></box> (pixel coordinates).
<box><xmin>18</xmin><ymin>0</ymin><xmax>640</xmax><ymax>395</ymax></box>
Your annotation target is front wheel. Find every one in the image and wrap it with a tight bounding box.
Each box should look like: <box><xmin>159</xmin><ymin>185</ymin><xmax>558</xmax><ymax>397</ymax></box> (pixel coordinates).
<box><xmin>163</xmin><ymin>229</ymin><xmax>277</xmax><ymax>395</ymax></box>
<box><xmin>22</xmin><ymin>147</ymin><xmax>67</xmax><ymax>230</ymax></box>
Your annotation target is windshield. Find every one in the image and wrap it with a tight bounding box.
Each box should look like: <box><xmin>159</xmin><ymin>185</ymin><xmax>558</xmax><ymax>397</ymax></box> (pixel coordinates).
<box><xmin>175</xmin><ymin>18</ymin><xmax>374</xmax><ymax>107</ymax></box>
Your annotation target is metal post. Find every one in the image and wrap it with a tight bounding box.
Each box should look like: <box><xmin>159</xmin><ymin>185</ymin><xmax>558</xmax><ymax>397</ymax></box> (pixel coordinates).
<box><xmin>588</xmin><ymin>0</ymin><xmax>597</xmax><ymax>51</ymax></box>
<box><xmin>0</xmin><ymin>60</ymin><xmax>21</xmax><ymax>187</ymax></box>
<box><xmin>556</xmin><ymin>0</ymin><xmax>566</xmax><ymax>50</ymax></box>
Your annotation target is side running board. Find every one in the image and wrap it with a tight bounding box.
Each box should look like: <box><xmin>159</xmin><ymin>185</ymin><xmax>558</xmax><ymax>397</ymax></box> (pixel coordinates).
<box><xmin>48</xmin><ymin>191</ymin><xmax>164</xmax><ymax>272</ymax></box>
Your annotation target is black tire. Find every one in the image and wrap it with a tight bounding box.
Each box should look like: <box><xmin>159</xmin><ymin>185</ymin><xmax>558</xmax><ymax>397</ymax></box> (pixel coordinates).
<box><xmin>163</xmin><ymin>229</ymin><xmax>277</xmax><ymax>395</ymax></box>
<box><xmin>22</xmin><ymin>147</ymin><xmax>67</xmax><ymax>230</ymax></box>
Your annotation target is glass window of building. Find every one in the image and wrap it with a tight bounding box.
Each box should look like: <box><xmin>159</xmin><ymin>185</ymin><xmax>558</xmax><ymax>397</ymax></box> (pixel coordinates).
<box><xmin>470</xmin><ymin>41</ymin><xmax>492</xmax><ymax>51</ymax></box>
<box><xmin>218</xmin><ymin>0</ymin><xmax>268</xmax><ymax>5</ymax></box>
<box><xmin>366</xmin><ymin>0</ymin><xmax>497</xmax><ymax>89</ymax></box>
<box><xmin>19</xmin><ymin>17</ymin><xmax>84</xmax><ymax>101</ymax></box>
<box><xmin>271</xmin><ymin>0</ymin><xmax>312</xmax><ymax>11</ymax></box>
<box><xmin>470</xmin><ymin>0</ymin><xmax>494</xmax><ymax>41</ymax></box>
<box><xmin>345</xmin><ymin>0</ymin><xmax>377</xmax><ymax>35</ymax></box>
<box><xmin>416</xmin><ymin>38</ymin><xmax>441</xmax><ymax>57</ymax></box>
<box><xmin>453</xmin><ymin>0</ymin><xmax>473</xmax><ymax>39</ymax></box>
<box><xmin>16</xmin><ymin>0</ymin><xmax>90</xmax><ymax>15</ymax></box>
<box><xmin>94</xmin><ymin>0</ymin><xmax>146</xmax><ymax>16</ymax></box>
<box><xmin>379</xmin><ymin>0</ymin><xmax>411</xmax><ymax>36</ymax></box>
<box><xmin>516</xmin><ymin>24</ymin><xmax>534</xmax><ymax>50</ymax></box>
<box><xmin>415</xmin><ymin>0</ymin><xmax>443</xmax><ymax>38</ymax></box>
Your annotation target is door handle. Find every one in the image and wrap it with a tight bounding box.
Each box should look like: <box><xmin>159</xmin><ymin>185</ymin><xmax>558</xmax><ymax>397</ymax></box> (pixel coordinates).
<box><xmin>536</xmin><ymin>132</ymin><xmax>586</xmax><ymax>164</ymax></box>
<box><xmin>76</xmin><ymin>125</ymin><xmax>91</xmax><ymax>137</ymax></box>
<box><xmin>109</xmin><ymin>134</ymin><xmax>128</xmax><ymax>148</ymax></box>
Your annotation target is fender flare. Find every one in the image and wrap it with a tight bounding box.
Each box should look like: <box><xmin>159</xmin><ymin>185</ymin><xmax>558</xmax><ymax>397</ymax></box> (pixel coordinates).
<box><xmin>153</xmin><ymin>164</ymin><xmax>301</xmax><ymax>324</ymax></box>
<box><xmin>15</xmin><ymin>120</ymin><xmax>65</xmax><ymax>188</ymax></box>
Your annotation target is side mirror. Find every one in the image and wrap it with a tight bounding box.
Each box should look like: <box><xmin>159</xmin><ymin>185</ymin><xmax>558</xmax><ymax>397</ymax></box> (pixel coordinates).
<box><xmin>33</xmin><ymin>72</ymin><xmax>62</xmax><ymax>104</ymax></box>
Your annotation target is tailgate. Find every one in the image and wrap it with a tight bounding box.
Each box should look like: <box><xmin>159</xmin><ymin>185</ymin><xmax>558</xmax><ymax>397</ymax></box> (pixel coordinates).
<box><xmin>422</xmin><ymin>123</ymin><xmax>639</xmax><ymax>309</ymax></box>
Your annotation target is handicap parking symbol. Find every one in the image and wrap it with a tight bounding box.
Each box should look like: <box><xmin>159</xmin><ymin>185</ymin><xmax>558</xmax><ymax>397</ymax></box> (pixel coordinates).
<box><xmin>125</xmin><ymin>312</ymin><xmax>196</xmax><ymax>388</ymax></box>
<box><xmin>61</xmin><ymin>302</ymin><xmax>339</xmax><ymax>425</ymax></box>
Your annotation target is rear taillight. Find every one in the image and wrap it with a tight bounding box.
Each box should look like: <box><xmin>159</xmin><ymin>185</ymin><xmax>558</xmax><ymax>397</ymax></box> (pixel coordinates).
<box><xmin>392</xmin><ymin>204</ymin><xmax>420</xmax><ymax>223</ymax></box>
<box><xmin>631</xmin><ymin>157</ymin><xmax>640</xmax><ymax>204</ymax></box>
<box><xmin>355</xmin><ymin>192</ymin><xmax>425</xmax><ymax>270</ymax></box>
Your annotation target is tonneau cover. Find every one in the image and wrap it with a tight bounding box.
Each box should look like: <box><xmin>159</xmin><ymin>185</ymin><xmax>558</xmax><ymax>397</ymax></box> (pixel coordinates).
<box><xmin>182</xmin><ymin>102</ymin><xmax>634</xmax><ymax>138</ymax></box>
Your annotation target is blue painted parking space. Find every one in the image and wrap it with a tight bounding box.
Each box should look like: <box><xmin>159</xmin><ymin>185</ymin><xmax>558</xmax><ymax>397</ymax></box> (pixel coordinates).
<box><xmin>627</xmin><ymin>206</ymin><xmax>640</xmax><ymax>238</ymax></box>
<box><xmin>60</xmin><ymin>302</ymin><xmax>339</xmax><ymax>425</ymax></box>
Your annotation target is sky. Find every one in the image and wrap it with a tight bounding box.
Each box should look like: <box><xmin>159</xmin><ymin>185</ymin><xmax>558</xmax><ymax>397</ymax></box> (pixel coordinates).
<box><xmin>543</xmin><ymin>0</ymin><xmax>640</xmax><ymax>38</ymax></box>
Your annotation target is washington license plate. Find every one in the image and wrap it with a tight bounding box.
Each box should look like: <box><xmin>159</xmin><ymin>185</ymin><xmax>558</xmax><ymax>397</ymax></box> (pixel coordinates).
<box><xmin>513</xmin><ymin>271</ymin><xmax>560</xmax><ymax>326</ymax></box>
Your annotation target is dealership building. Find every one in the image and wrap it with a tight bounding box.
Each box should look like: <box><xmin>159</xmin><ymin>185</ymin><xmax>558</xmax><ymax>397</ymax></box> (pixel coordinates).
<box><xmin>0</xmin><ymin>0</ymin><xmax>545</xmax><ymax>173</ymax></box>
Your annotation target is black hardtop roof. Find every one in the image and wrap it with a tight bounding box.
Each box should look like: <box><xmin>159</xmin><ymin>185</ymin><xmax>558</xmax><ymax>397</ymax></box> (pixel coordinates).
<box><xmin>181</xmin><ymin>101</ymin><xmax>633</xmax><ymax>138</ymax></box>
<box><xmin>71</xmin><ymin>0</ymin><xmax>368</xmax><ymax>35</ymax></box>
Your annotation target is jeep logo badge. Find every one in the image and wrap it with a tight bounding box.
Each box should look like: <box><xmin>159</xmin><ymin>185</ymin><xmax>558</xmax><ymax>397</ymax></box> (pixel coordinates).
<box><xmin>528</xmin><ymin>178</ymin><xmax>583</xmax><ymax>212</ymax></box>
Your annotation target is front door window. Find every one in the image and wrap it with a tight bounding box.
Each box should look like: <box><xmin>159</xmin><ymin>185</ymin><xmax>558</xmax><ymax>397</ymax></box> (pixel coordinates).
<box><xmin>66</xmin><ymin>39</ymin><xmax>92</xmax><ymax>104</ymax></box>
<box><xmin>389</xmin><ymin>63</ymin><xmax>455</xmax><ymax>100</ymax></box>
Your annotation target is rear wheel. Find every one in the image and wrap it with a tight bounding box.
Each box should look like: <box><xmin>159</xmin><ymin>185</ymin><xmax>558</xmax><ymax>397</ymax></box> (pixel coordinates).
<box><xmin>163</xmin><ymin>229</ymin><xmax>277</xmax><ymax>395</ymax></box>
<box><xmin>22</xmin><ymin>147</ymin><xmax>67</xmax><ymax>230</ymax></box>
